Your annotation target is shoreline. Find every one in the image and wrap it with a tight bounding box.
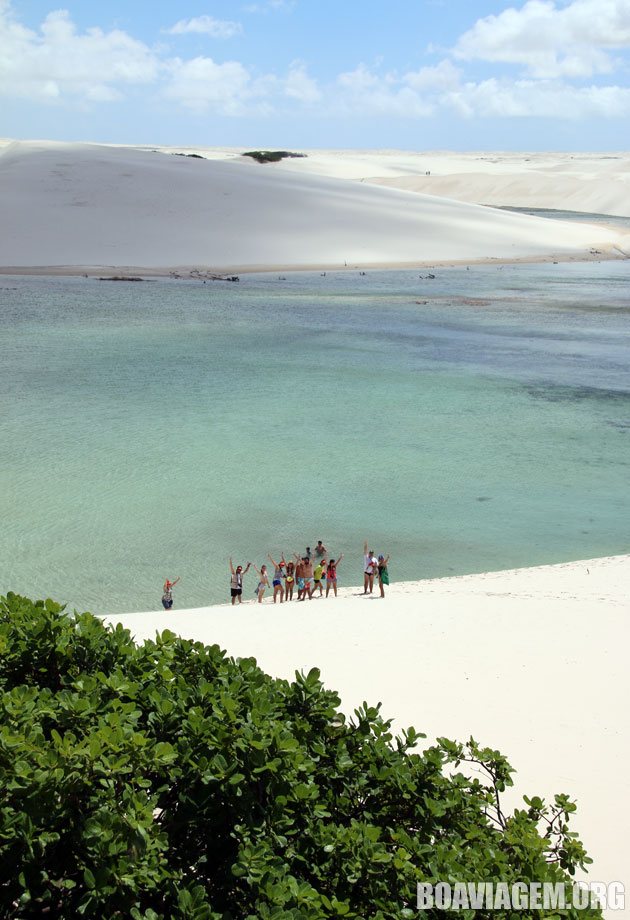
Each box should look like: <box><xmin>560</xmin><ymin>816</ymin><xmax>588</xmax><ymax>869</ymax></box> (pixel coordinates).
<box><xmin>1</xmin><ymin>245</ymin><xmax>628</xmax><ymax>279</ymax></box>
<box><xmin>110</xmin><ymin>552</ymin><xmax>630</xmax><ymax>618</ymax></box>
<box><xmin>106</xmin><ymin>553</ymin><xmax>630</xmax><ymax>907</ymax></box>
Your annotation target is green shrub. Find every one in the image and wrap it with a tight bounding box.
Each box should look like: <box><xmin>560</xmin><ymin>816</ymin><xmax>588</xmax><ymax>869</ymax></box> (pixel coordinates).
<box><xmin>0</xmin><ymin>593</ymin><xmax>599</xmax><ymax>918</ymax></box>
<box><xmin>241</xmin><ymin>151</ymin><xmax>307</xmax><ymax>164</ymax></box>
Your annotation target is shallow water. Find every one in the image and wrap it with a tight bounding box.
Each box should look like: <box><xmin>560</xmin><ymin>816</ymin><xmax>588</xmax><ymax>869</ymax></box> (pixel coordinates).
<box><xmin>2</xmin><ymin>261</ymin><xmax>629</xmax><ymax>613</ymax></box>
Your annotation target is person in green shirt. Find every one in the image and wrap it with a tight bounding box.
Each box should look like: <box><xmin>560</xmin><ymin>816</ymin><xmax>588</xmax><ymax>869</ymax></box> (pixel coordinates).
<box><xmin>313</xmin><ymin>559</ymin><xmax>326</xmax><ymax>596</ymax></box>
<box><xmin>377</xmin><ymin>554</ymin><xmax>390</xmax><ymax>598</ymax></box>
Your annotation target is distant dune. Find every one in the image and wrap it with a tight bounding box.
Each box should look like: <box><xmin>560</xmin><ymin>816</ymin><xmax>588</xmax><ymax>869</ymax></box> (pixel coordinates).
<box><xmin>266</xmin><ymin>149</ymin><xmax>630</xmax><ymax>218</ymax></box>
<box><xmin>0</xmin><ymin>140</ymin><xmax>628</xmax><ymax>273</ymax></box>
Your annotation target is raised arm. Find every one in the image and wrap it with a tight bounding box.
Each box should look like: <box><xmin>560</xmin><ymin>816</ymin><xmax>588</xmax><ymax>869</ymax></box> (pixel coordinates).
<box><xmin>336</xmin><ymin>553</ymin><xmax>344</xmax><ymax>566</ymax></box>
<box><xmin>171</xmin><ymin>576</ymin><xmax>180</xmax><ymax>587</ymax></box>
<box><xmin>243</xmin><ymin>562</ymin><xmax>252</xmax><ymax>574</ymax></box>
<box><xmin>268</xmin><ymin>553</ymin><xmax>278</xmax><ymax>568</ymax></box>
<box><xmin>229</xmin><ymin>558</ymin><xmax>235</xmax><ymax>575</ymax></box>
<box><xmin>363</xmin><ymin>540</ymin><xmax>368</xmax><ymax>554</ymax></box>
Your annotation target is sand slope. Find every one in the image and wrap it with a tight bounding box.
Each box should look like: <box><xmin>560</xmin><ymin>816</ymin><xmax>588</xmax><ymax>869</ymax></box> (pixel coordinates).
<box><xmin>108</xmin><ymin>555</ymin><xmax>630</xmax><ymax>909</ymax></box>
<box><xmin>264</xmin><ymin>150</ymin><xmax>630</xmax><ymax>218</ymax></box>
<box><xmin>1</xmin><ymin>141</ymin><xmax>627</xmax><ymax>271</ymax></box>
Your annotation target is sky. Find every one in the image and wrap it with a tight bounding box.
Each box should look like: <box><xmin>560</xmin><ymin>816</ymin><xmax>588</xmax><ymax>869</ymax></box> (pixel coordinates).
<box><xmin>1</xmin><ymin>0</ymin><xmax>629</xmax><ymax>150</ymax></box>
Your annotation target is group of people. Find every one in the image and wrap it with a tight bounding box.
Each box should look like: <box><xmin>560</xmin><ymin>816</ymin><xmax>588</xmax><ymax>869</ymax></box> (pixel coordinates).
<box><xmin>229</xmin><ymin>540</ymin><xmax>345</xmax><ymax>605</ymax></box>
<box><xmin>161</xmin><ymin>539</ymin><xmax>390</xmax><ymax>609</ymax></box>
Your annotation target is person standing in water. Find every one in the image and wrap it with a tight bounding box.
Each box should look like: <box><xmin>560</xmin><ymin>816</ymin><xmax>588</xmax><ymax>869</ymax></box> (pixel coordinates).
<box><xmin>377</xmin><ymin>554</ymin><xmax>390</xmax><ymax>598</ymax></box>
<box><xmin>229</xmin><ymin>559</ymin><xmax>251</xmax><ymax>605</ymax></box>
<box><xmin>253</xmin><ymin>564</ymin><xmax>270</xmax><ymax>603</ymax></box>
<box><xmin>314</xmin><ymin>540</ymin><xmax>327</xmax><ymax>558</ymax></box>
<box><xmin>325</xmin><ymin>554</ymin><xmax>344</xmax><ymax>597</ymax></box>
<box><xmin>162</xmin><ymin>576</ymin><xmax>180</xmax><ymax>609</ymax></box>
<box><xmin>268</xmin><ymin>553</ymin><xmax>286</xmax><ymax>604</ymax></box>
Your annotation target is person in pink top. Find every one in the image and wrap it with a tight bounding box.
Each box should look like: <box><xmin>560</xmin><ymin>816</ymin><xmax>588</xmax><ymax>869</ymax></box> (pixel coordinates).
<box><xmin>325</xmin><ymin>554</ymin><xmax>344</xmax><ymax>597</ymax></box>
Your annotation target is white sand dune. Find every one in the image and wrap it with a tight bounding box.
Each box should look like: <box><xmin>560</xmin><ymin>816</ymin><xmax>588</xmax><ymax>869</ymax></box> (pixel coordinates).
<box><xmin>1</xmin><ymin>140</ymin><xmax>628</xmax><ymax>272</ymax></box>
<box><xmin>107</xmin><ymin>554</ymin><xmax>630</xmax><ymax>910</ymax></box>
<box><xmin>260</xmin><ymin>148</ymin><xmax>630</xmax><ymax>218</ymax></box>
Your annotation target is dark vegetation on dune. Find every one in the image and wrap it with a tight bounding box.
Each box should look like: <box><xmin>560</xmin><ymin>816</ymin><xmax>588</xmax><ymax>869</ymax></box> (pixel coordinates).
<box><xmin>0</xmin><ymin>593</ymin><xmax>598</xmax><ymax>919</ymax></box>
<box><xmin>242</xmin><ymin>151</ymin><xmax>307</xmax><ymax>164</ymax></box>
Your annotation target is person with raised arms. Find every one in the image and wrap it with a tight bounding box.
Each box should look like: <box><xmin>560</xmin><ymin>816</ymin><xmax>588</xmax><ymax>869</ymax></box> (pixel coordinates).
<box><xmin>161</xmin><ymin>576</ymin><xmax>180</xmax><ymax>610</ymax></box>
<box><xmin>313</xmin><ymin>558</ymin><xmax>326</xmax><ymax>596</ymax></box>
<box><xmin>363</xmin><ymin>541</ymin><xmax>378</xmax><ymax>595</ymax></box>
<box><xmin>268</xmin><ymin>553</ymin><xmax>286</xmax><ymax>604</ymax></box>
<box><xmin>325</xmin><ymin>554</ymin><xmax>344</xmax><ymax>597</ymax></box>
<box><xmin>229</xmin><ymin>558</ymin><xmax>251</xmax><ymax>605</ymax></box>
<box><xmin>377</xmin><ymin>553</ymin><xmax>390</xmax><ymax>598</ymax></box>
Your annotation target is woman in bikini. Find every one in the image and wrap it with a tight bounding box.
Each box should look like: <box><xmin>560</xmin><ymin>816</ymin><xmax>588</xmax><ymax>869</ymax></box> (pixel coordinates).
<box><xmin>325</xmin><ymin>554</ymin><xmax>344</xmax><ymax>597</ymax></box>
<box><xmin>284</xmin><ymin>560</ymin><xmax>296</xmax><ymax>601</ymax></box>
<box><xmin>363</xmin><ymin>541</ymin><xmax>378</xmax><ymax>595</ymax></box>
<box><xmin>253</xmin><ymin>564</ymin><xmax>270</xmax><ymax>604</ymax></box>
<box><xmin>268</xmin><ymin>553</ymin><xmax>286</xmax><ymax>603</ymax></box>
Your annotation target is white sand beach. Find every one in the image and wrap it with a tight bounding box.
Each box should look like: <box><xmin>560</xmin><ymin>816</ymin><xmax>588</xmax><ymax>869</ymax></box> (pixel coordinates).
<box><xmin>107</xmin><ymin>554</ymin><xmax>630</xmax><ymax>909</ymax></box>
<box><xmin>1</xmin><ymin>141</ymin><xmax>629</xmax><ymax>274</ymax></box>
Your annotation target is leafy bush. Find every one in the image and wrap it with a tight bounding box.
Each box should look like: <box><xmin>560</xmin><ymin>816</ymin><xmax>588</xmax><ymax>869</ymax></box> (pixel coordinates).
<box><xmin>0</xmin><ymin>594</ymin><xmax>599</xmax><ymax>919</ymax></box>
<box><xmin>241</xmin><ymin>151</ymin><xmax>306</xmax><ymax>164</ymax></box>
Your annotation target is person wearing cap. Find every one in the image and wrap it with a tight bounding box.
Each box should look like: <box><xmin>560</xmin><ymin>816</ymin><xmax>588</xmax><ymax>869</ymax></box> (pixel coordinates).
<box><xmin>268</xmin><ymin>553</ymin><xmax>287</xmax><ymax>604</ymax></box>
<box><xmin>161</xmin><ymin>576</ymin><xmax>180</xmax><ymax>609</ymax></box>
<box><xmin>313</xmin><ymin>558</ymin><xmax>326</xmax><ymax>596</ymax></box>
<box><xmin>363</xmin><ymin>541</ymin><xmax>378</xmax><ymax>594</ymax></box>
<box><xmin>377</xmin><ymin>554</ymin><xmax>390</xmax><ymax>598</ymax></box>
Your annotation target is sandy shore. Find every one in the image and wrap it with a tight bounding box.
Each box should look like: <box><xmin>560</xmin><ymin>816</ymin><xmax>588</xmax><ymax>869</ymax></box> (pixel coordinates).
<box><xmin>1</xmin><ymin>141</ymin><xmax>628</xmax><ymax>273</ymax></box>
<box><xmin>107</xmin><ymin>554</ymin><xmax>630</xmax><ymax>910</ymax></box>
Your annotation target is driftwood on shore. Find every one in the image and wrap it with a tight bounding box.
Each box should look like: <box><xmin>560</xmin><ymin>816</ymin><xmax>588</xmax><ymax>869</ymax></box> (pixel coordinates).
<box><xmin>170</xmin><ymin>270</ymin><xmax>240</xmax><ymax>282</ymax></box>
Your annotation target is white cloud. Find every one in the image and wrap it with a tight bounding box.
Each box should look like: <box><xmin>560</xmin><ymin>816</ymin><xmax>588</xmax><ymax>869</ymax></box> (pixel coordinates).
<box><xmin>163</xmin><ymin>56</ymin><xmax>273</xmax><ymax>115</ymax></box>
<box><xmin>403</xmin><ymin>60</ymin><xmax>462</xmax><ymax>92</ymax></box>
<box><xmin>0</xmin><ymin>4</ymin><xmax>158</xmax><ymax>102</ymax></box>
<box><xmin>335</xmin><ymin>65</ymin><xmax>435</xmax><ymax>116</ymax></box>
<box><xmin>453</xmin><ymin>0</ymin><xmax>630</xmax><ymax>78</ymax></box>
<box><xmin>166</xmin><ymin>16</ymin><xmax>242</xmax><ymax>38</ymax></box>
<box><xmin>285</xmin><ymin>62</ymin><xmax>321</xmax><ymax>103</ymax></box>
<box><xmin>444</xmin><ymin>78</ymin><xmax>630</xmax><ymax>118</ymax></box>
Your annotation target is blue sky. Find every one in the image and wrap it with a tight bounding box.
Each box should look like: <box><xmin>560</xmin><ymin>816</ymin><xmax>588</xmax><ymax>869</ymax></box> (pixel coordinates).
<box><xmin>1</xmin><ymin>0</ymin><xmax>629</xmax><ymax>149</ymax></box>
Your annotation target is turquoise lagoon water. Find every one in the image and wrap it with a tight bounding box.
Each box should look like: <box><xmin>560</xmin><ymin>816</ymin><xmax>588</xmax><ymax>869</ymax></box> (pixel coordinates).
<box><xmin>1</xmin><ymin>262</ymin><xmax>629</xmax><ymax>614</ymax></box>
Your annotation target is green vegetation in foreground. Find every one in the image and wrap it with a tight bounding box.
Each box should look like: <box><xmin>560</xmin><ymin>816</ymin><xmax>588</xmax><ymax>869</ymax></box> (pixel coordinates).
<box><xmin>0</xmin><ymin>593</ymin><xmax>599</xmax><ymax>919</ymax></box>
<box><xmin>241</xmin><ymin>150</ymin><xmax>307</xmax><ymax>164</ymax></box>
